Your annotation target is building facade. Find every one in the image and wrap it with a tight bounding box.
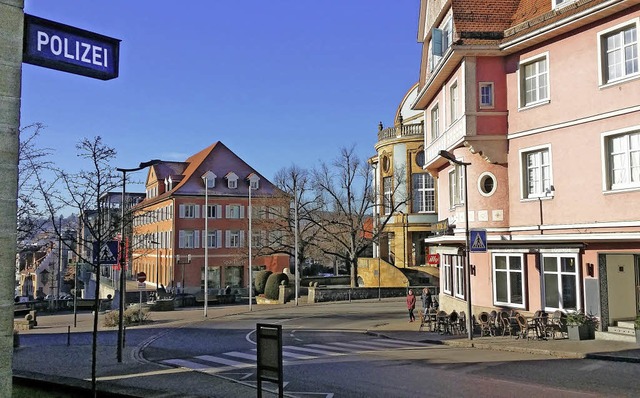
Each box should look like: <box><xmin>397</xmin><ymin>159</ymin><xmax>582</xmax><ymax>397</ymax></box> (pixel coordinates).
<box><xmin>413</xmin><ymin>0</ymin><xmax>640</xmax><ymax>336</ymax></box>
<box><xmin>131</xmin><ymin>142</ymin><xmax>289</xmax><ymax>295</ymax></box>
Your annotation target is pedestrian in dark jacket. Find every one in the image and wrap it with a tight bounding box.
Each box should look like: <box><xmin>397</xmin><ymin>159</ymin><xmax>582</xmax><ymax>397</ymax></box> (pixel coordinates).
<box><xmin>421</xmin><ymin>287</ymin><xmax>433</xmax><ymax>313</ymax></box>
<box><xmin>406</xmin><ymin>289</ymin><xmax>416</xmax><ymax>322</ymax></box>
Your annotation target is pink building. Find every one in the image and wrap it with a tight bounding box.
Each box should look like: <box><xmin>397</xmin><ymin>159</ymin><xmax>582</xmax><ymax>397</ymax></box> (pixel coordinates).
<box><xmin>415</xmin><ymin>0</ymin><xmax>640</xmax><ymax>338</ymax></box>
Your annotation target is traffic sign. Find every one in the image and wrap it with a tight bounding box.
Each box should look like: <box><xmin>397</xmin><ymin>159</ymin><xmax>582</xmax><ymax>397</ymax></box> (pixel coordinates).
<box><xmin>427</xmin><ymin>254</ymin><xmax>440</xmax><ymax>266</ymax></box>
<box><xmin>137</xmin><ymin>272</ymin><xmax>146</xmax><ymax>283</ymax></box>
<box><xmin>469</xmin><ymin>229</ymin><xmax>487</xmax><ymax>253</ymax></box>
<box><xmin>93</xmin><ymin>240</ymin><xmax>119</xmax><ymax>264</ymax></box>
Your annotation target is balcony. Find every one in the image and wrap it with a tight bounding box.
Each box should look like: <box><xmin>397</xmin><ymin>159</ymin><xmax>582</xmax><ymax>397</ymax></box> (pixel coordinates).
<box><xmin>377</xmin><ymin>123</ymin><xmax>424</xmax><ymax>143</ymax></box>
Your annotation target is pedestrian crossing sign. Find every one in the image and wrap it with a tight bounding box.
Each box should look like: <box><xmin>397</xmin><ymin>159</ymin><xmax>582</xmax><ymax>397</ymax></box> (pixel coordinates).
<box><xmin>469</xmin><ymin>229</ymin><xmax>487</xmax><ymax>253</ymax></box>
<box><xmin>93</xmin><ymin>240</ymin><xmax>119</xmax><ymax>264</ymax></box>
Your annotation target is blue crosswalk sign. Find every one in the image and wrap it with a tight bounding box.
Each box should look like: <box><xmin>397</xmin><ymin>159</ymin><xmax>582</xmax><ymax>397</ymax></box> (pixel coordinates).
<box><xmin>469</xmin><ymin>229</ymin><xmax>487</xmax><ymax>253</ymax></box>
<box><xmin>93</xmin><ymin>240</ymin><xmax>119</xmax><ymax>264</ymax></box>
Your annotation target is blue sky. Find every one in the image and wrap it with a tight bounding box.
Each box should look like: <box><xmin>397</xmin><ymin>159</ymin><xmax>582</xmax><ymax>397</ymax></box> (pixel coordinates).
<box><xmin>21</xmin><ymin>1</ymin><xmax>421</xmax><ymax>188</ymax></box>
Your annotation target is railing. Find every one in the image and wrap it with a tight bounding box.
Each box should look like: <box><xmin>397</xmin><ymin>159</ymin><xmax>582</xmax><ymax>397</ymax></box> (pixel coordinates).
<box><xmin>377</xmin><ymin>123</ymin><xmax>424</xmax><ymax>142</ymax></box>
<box><xmin>425</xmin><ymin>117</ymin><xmax>466</xmax><ymax>164</ymax></box>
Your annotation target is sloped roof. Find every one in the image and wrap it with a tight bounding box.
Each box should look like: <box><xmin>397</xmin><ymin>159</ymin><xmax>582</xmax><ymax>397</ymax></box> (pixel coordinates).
<box><xmin>137</xmin><ymin>141</ymin><xmax>281</xmax><ymax>207</ymax></box>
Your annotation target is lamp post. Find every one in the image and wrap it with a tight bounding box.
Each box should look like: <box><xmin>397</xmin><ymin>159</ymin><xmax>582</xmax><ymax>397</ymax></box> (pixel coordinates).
<box><xmin>176</xmin><ymin>254</ymin><xmax>191</xmax><ymax>293</ymax></box>
<box><xmin>438</xmin><ymin>150</ymin><xmax>473</xmax><ymax>341</ymax></box>
<box><xmin>294</xmin><ymin>179</ymin><xmax>299</xmax><ymax>306</ymax></box>
<box><xmin>115</xmin><ymin>159</ymin><xmax>161</xmax><ymax>363</ymax></box>
<box><xmin>248</xmin><ymin>183</ymin><xmax>253</xmax><ymax>311</ymax></box>
<box><xmin>372</xmin><ymin>163</ymin><xmax>381</xmax><ymax>301</ymax></box>
<box><xmin>202</xmin><ymin>175</ymin><xmax>209</xmax><ymax>318</ymax></box>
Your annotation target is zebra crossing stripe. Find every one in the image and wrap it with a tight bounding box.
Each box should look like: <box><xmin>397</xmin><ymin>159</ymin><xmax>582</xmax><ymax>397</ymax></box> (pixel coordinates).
<box><xmin>305</xmin><ymin>343</ymin><xmax>355</xmax><ymax>353</ymax></box>
<box><xmin>283</xmin><ymin>345</ymin><xmax>344</xmax><ymax>356</ymax></box>
<box><xmin>280</xmin><ymin>351</ymin><xmax>316</xmax><ymax>360</ymax></box>
<box><xmin>196</xmin><ymin>355</ymin><xmax>247</xmax><ymax>367</ymax></box>
<box><xmin>224</xmin><ymin>351</ymin><xmax>257</xmax><ymax>361</ymax></box>
<box><xmin>162</xmin><ymin>358</ymin><xmax>211</xmax><ymax>370</ymax></box>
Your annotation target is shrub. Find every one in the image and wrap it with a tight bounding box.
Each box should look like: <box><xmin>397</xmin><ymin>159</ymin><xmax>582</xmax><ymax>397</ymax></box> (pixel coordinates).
<box><xmin>102</xmin><ymin>306</ymin><xmax>150</xmax><ymax>327</ymax></box>
<box><xmin>253</xmin><ymin>270</ymin><xmax>272</xmax><ymax>295</ymax></box>
<box><xmin>264</xmin><ymin>273</ymin><xmax>289</xmax><ymax>300</ymax></box>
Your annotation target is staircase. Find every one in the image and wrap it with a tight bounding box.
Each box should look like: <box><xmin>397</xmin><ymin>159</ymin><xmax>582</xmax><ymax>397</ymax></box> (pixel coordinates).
<box><xmin>596</xmin><ymin>320</ymin><xmax>637</xmax><ymax>343</ymax></box>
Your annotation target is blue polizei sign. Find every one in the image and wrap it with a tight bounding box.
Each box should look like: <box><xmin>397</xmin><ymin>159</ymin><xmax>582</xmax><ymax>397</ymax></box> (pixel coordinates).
<box><xmin>23</xmin><ymin>14</ymin><xmax>120</xmax><ymax>80</ymax></box>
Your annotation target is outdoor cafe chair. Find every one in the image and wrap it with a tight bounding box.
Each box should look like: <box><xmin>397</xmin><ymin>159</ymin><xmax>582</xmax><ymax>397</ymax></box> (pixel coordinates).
<box><xmin>448</xmin><ymin>311</ymin><xmax>460</xmax><ymax>335</ymax></box>
<box><xmin>478</xmin><ymin>312</ymin><xmax>495</xmax><ymax>336</ymax></box>
<box><xmin>458</xmin><ymin>311</ymin><xmax>466</xmax><ymax>334</ymax></box>
<box><xmin>546</xmin><ymin>310</ymin><xmax>568</xmax><ymax>339</ymax></box>
<box><xmin>436</xmin><ymin>310</ymin><xmax>449</xmax><ymax>334</ymax></box>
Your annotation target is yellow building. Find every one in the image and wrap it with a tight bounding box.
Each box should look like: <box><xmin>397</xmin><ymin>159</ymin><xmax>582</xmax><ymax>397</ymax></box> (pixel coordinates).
<box><xmin>359</xmin><ymin>84</ymin><xmax>439</xmax><ymax>289</ymax></box>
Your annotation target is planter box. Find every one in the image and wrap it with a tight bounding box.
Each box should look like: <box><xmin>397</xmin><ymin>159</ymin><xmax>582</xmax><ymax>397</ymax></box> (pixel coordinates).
<box><xmin>567</xmin><ymin>324</ymin><xmax>595</xmax><ymax>340</ymax></box>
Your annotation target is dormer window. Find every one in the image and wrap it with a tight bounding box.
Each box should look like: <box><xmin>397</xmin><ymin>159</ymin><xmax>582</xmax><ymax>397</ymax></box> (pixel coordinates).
<box><xmin>202</xmin><ymin>171</ymin><xmax>217</xmax><ymax>189</ymax></box>
<box><xmin>247</xmin><ymin>173</ymin><xmax>260</xmax><ymax>190</ymax></box>
<box><xmin>165</xmin><ymin>176</ymin><xmax>173</xmax><ymax>191</ymax></box>
<box><xmin>226</xmin><ymin>172</ymin><xmax>239</xmax><ymax>189</ymax></box>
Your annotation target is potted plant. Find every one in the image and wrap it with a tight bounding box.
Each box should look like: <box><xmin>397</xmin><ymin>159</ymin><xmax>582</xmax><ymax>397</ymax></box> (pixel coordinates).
<box><xmin>566</xmin><ymin>310</ymin><xmax>598</xmax><ymax>340</ymax></box>
<box><xmin>634</xmin><ymin>316</ymin><xmax>640</xmax><ymax>345</ymax></box>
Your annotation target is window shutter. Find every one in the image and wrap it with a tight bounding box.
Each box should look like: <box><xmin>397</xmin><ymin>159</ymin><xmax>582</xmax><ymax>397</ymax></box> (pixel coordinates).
<box><xmin>194</xmin><ymin>230</ymin><xmax>200</xmax><ymax>248</ymax></box>
<box><xmin>216</xmin><ymin>230</ymin><xmax>222</xmax><ymax>248</ymax></box>
<box><xmin>179</xmin><ymin>204</ymin><xmax>185</xmax><ymax>218</ymax></box>
<box><xmin>225</xmin><ymin>205</ymin><xmax>230</xmax><ymax>218</ymax></box>
<box><xmin>240</xmin><ymin>231</ymin><xmax>245</xmax><ymax>247</ymax></box>
<box><xmin>216</xmin><ymin>205</ymin><xmax>222</xmax><ymax>218</ymax></box>
<box><xmin>225</xmin><ymin>230</ymin><xmax>230</xmax><ymax>247</ymax></box>
<box><xmin>202</xmin><ymin>230</ymin><xmax>206</xmax><ymax>248</ymax></box>
<box><xmin>179</xmin><ymin>230</ymin><xmax>185</xmax><ymax>248</ymax></box>
<box><xmin>195</xmin><ymin>205</ymin><xmax>200</xmax><ymax>218</ymax></box>
<box><xmin>240</xmin><ymin>205</ymin><xmax>245</xmax><ymax>219</ymax></box>
<box><xmin>202</xmin><ymin>205</ymin><xmax>206</xmax><ymax>218</ymax></box>
<box><xmin>432</xmin><ymin>28</ymin><xmax>443</xmax><ymax>56</ymax></box>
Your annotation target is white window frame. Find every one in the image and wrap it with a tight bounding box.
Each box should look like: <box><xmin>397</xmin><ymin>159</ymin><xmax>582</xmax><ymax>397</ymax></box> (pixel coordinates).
<box><xmin>448</xmin><ymin>164</ymin><xmax>464</xmax><ymax>208</ymax></box>
<box><xmin>520</xmin><ymin>145</ymin><xmax>553</xmax><ymax>199</ymax></box>
<box><xmin>383</xmin><ymin>176</ymin><xmax>393</xmax><ymax>215</ymax></box>
<box><xmin>449</xmin><ymin>81</ymin><xmax>458</xmax><ymax>124</ymax></box>
<box><xmin>442</xmin><ymin>257</ymin><xmax>452</xmax><ymax>295</ymax></box>
<box><xmin>553</xmin><ymin>0</ymin><xmax>577</xmax><ymax>9</ymax></box>
<box><xmin>602</xmin><ymin>126</ymin><xmax>640</xmax><ymax>191</ymax></box>
<box><xmin>180</xmin><ymin>204</ymin><xmax>199</xmax><ymax>219</ymax></box>
<box><xmin>541</xmin><ymin>253</ymin><xmax>581</xmax><ymax>312</ymax></box>
<box><xmin>453</xmin><ymin>256</ymin><xmax>464</xmax><ymax>299</ymax></box>
<box><xmin>412</xmin><ymin>173</ymin><xmax>435</xmax><ymax>213</ymax></box>
<box><xmin>479</xmin><ymin>82</ymin><xmax>494</xmax><ymax>109</ymax></box>
<box><xmin>518</xmin><ymin>52</ymin><xmax>550</xmax><ymax>108</ymax></box>
<box><xmin>430</xmin><ymin>104</ymin><xmax>440</xmax><ymax>140</ymax></box>
<box><xmin>597</xmin><ymin>18</ymin><xmax>639</xmax><ymax>86</ymax></box>
<box><xmin>226</xmin><ymin>204</ymin><xmax>244</xmax><ymax>219</ymax></box>
<box><xmin>226</xmin><ymin>230</ymin><xmax>244</xmax><ymax>248</ymax></box>
<box><xmin>492</xmin><ymin>253</ymin><xmax>526</xmax><ymax>309</ymax></box>
<box><xmin>205</xmin><ymin>230</ymin><xmax>221</xmax><ymax>249</ymax></box>
<box><xmin>179</xmin><ymin>229</ymin><xmax>199</xmax><ymax>249</ymax></box>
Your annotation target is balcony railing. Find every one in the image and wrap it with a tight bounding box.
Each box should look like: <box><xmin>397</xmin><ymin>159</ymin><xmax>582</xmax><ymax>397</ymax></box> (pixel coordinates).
<box><xmin>425</xmin><ymin>117</ymin><xmax>466</xmax><ymax>164</ymax></box>
<box><xmin>377</xmin><ymin>123</ymin><xmax>424</xmax><ymax>142</ymax></box>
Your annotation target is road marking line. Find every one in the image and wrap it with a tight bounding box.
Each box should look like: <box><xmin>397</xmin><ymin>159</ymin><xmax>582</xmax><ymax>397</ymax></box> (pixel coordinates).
<box><xmin>196</xmin><ymin>355</ymin><xmax>247</xmax><ymax>367</ymax></box>
<box><xmin>162</xmin><ymin>358</ymin><xmax>211</xmax><ymax>370</ymax></box>
<box><xmin>354</xmin><ymin>339</ymin><xmax>429</xmax><ymax>348</ymax></box>
<box><xmin>329</xmin><ymin>341</ymin><xmax>389</xmax><ymax>350</ymax></box>
<box><xmin>224</xmin><ymin>351</ymin><xmax>257</xmax><ymax>361</ymax></box>
<box><xmin>305</xmin><ymin>343</ymin><xmax>355</xmax><ymax>353</ymax></box>
<box><xmin>283</xmin><ymin>345</ymin><xmax>345</xmax><ymax>356</ymax></box>
<box><xmin>281</xmin><ymin>351</ymin><xmax>316</xmax><ymax>360</ymax></box>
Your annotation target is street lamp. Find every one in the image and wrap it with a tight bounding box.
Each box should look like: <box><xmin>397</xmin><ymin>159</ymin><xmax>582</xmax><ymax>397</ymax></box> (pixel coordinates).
<box><xmin>248</xmin><ymin>183</ymin><xmax>253</xmax><ymax>311</ymax></box>
<box><xmin>293</xmin><ymin>179</ymin><xmax>299</xmax><ymax>306</ymax></box>
<box><xmin>115</xmin><ymin>159</ymin><xmax>161</xmax><ymax>363</ymax></box>
<box><xmin>202</xmin><ymin>175</ymin><xmax>209</xmax><ymax>318</ymax></box>
<box><xmin>438</xmin><ymin>150</ymin><xmax>473</xmax><ymax>341</ymax></box>
<box><xmin>372</xmin><ymin>163</ymin><xmax>381</xmax><ymax>301</ymax></box>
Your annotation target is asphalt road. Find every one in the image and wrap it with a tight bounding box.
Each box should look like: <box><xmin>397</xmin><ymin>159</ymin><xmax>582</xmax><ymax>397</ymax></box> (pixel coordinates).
<box><xmin>14</xmin><ymin>301</ymin><xmax>640</xmax><ymax>397</ymax></box>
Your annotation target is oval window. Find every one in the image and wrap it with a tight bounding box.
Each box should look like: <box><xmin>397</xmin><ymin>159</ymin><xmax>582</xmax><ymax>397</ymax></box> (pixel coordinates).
<box><xmin>382</xmin><ymin>155</ymin><xmax>391</xmax><ymax>173</ymax></box>
<box><xmin>415</xmin><ymin>151</ymin><xmax>425</xmax><ymax>167</ymax></box>
<box><xmin>478</xmin><ymin>172</ymin><xmax>497</xmax><ymax>196</ymax></box>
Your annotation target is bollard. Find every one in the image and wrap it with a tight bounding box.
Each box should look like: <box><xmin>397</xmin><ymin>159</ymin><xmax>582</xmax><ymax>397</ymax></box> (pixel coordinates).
<box><xmin>67</xmin><ymin>326</ymin><xmax>70</xmax><ymax>346</ymax></box>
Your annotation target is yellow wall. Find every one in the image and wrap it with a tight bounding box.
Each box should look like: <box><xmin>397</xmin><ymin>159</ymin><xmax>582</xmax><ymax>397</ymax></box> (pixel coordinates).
<box><xmin>606</xmin><ymin>254</ymin><xmax>636</xmax><ymax>321</ymax></box>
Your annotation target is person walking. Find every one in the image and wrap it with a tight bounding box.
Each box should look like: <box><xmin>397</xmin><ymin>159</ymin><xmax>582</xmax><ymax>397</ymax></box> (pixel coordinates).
<box><xmin>406</xmin><ymin>289</ymin><xmax>416</xmax><ymax>322</ymax></box>
<box><xmin>421</xmin><ymin>287</ymin><xmax>433</xmax><ymax>313</ymax></box>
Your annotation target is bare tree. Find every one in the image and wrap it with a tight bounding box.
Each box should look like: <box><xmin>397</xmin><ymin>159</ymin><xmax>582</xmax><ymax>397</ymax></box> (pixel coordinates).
<box><xmin>17</xmin><ymin>123</ymin><xmax>53</xmax><ymax>248</ymax></box>
<box><xmin>311</xmin><ymin>146</ymin><xmax>407</xmax><ymax>287</ymax></box>
<box><xmin>256</xmin><ymin>165</ymin><xmax>323</xmax><ymax>274</ymax></box>
<box><xmin>33</xmin><ymin>136</ymin><xmax>121</xmax><ymax>397</ymax></box>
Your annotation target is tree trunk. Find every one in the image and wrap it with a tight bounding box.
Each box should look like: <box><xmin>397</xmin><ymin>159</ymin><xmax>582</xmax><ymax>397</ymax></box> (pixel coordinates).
<box><xmin>0</xmin><ymin>1</ymin><xmax>24</xmax><ymax>394</ymax></box>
